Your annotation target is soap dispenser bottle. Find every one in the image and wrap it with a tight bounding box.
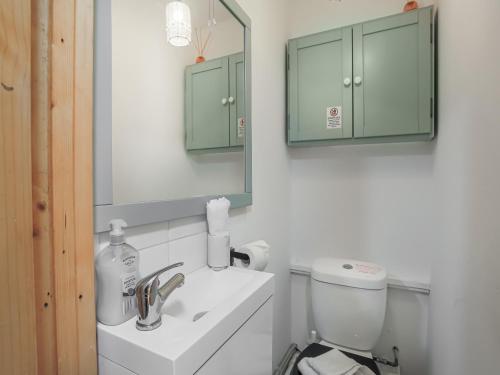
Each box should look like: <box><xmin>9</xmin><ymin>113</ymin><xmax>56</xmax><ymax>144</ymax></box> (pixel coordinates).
<box><xmin>95</xmin><ymin>219</ymin><xmax>140</xmax><ymax>325</ymax></box>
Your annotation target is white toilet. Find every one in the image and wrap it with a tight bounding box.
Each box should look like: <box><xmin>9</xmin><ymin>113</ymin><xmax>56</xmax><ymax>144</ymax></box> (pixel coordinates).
<box><xmin>311</xmin><ymin>257</ymin><xmax>387</xmax><ymax>359</ymax></box>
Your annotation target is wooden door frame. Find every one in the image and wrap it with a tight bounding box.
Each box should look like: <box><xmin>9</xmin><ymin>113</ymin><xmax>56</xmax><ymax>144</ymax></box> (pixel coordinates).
<box><xmin>1</xmin><ymin>0</ymin><xmax>38</xmax><ymax>373</ymax></box>
<box><xmin>2</xmin><ymin>0</ymin><xmax>96</xmax><ymax>373</ymax></box>
<box><xmin>50</xmin><ymin>0</ymin><xmax>96</xmax><ymax>372</ymax></box>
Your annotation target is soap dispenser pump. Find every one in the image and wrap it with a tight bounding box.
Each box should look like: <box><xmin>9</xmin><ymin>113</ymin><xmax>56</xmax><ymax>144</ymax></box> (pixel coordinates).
<box><xmin>95</xmin><ymin>219</ymin><xmax>140</xmax><ymax>325</ymax></box>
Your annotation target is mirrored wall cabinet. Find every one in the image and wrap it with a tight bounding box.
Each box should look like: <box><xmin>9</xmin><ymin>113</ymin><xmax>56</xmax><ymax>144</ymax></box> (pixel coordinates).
<box><xmin>287</xmin><ymin>7</ymin><xmax>434</xmax><ymax>146</ymax></box>
<box><xmin>94</xmin><ymin>0</ymin><xmax>252</xmax><ymax>232</ymax></box>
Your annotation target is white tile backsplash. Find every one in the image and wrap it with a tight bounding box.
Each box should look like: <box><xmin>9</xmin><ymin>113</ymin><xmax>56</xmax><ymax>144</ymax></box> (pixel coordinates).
<box><xmin>94</xmin><ymin>219</ymin><xmax>208</xmax><ymax>279</ymax></box>
<box><xmin>138</xmin><ymin>242</ymin><xmax>170</xmax><ymax>280</ymax></box>
<box><xmin>169</xmin><ymin>232</ymin><xmax>208</xmax><ymax>275</ymax></box>
<box><xmin>97</xmin><ymin>222</ymin><xmax>169</xmax><ymax>252</ymax></box>
<box><xmin>119</xmin><ymin>222</ymin><xmax>169</xmax><ymax>250</ymax></box>
<box><xmin>168</xmin><ymin>215</ymin><xmax>207</xmax><ymax>242</ymax></box>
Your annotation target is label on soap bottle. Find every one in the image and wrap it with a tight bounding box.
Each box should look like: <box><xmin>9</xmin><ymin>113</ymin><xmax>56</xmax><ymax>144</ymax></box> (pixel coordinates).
<box><xmin>122</xmin><ymin>254</ymin><xmax>137</xmax><ymax>267</ymax></box>
<box><xmin>121</xmin><ymin>271</ymin><xmax>137</xmax><ymax>317</ymax></box>
<box><xmin>121</xmin><ymin>272</ymin><xmax>137</xmax><ymax>297</ymax></box>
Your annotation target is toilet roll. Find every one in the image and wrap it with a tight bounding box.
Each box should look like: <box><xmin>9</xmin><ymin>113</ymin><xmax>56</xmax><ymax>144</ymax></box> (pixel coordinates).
<box><xmin>234</xmin><ymin>240</ymin><xmax>270</xmax><ymax>271</ymax></box>
<box><xmin>208</xmin><ymin>232</ymin><xmax>230</xmax><ymax>270</ymax></box>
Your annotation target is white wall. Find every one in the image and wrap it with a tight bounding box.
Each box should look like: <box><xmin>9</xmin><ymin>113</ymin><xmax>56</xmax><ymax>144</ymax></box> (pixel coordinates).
<box><xmin>286</xmin><ymin>1</ymin><xmax>434</xmax><ymax>374</ymax></box>
<box><xmin>112</xmin><ymin>0</ymin><xmax>245</xmax><ymax>204</ymax></box>
<box><xmin>221</xmin><ymin>0</ymin><xmax>292</xmax><ymax>364</ymax></box>
<box><xmin>99</xmin><ymin>0</ymin><xmax>292</xmax><ymax>369</ymax></box>
<box><xmin>429</xmin><ymin>0</ymin><xmax>500</xmax><ymax>374</ymax></box>
<box><xmin>200</xmin><ymin>18</ymin><xmax>244</xmax><ymax>61</ymax></box>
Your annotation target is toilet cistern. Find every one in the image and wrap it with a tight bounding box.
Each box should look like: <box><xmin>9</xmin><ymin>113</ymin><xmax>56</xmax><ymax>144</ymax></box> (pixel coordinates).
<box><xmin>311</xmin><ymin>257</ymin><xmax>387</xmax><ymax>353</ymax></box>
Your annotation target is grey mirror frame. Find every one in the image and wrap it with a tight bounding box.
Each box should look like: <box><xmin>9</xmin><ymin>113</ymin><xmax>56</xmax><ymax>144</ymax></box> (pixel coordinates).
<box><xmin>93</xmin><ymin>0</ymin><xmax>252</xmax><ymax>233</ymax></box>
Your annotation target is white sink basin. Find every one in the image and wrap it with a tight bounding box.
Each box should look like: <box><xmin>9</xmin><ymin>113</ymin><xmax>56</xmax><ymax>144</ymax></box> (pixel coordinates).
<box><xmin>162</xmin><ymin>267</ymin><xmax>254</xmax><ymax>323</ymax></box>
<box><xmin>97</xmin><ymin>266</ymin><xmax>274</xmax><ymax>375</ymax></box>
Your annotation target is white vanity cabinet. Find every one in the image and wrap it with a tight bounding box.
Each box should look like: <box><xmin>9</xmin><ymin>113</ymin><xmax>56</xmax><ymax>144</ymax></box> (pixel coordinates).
<box><xmin>97</xmin><ymin>267</ymin><xmax>274</xmax><ymax>375</ymax></box>
<box><xmin>98</xmin><ymin>297</ymin><xmax>273</xmax><ymax>375</ymax></box>
<box><xmin>195</xmin><ymin>298</ymin><xmax>273</xmax><ymax>375</ymax></box>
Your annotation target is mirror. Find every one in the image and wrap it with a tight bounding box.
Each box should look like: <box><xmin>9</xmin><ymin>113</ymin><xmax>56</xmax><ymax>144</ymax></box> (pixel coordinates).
<box><xmin>94</xmin><ymin>0</ymin><xmax>252</xmax><ymax>232</ymax></box>
<box><xmin>112</xmin><ymin>0</ymin><xmax>245</xmax><ymax>204</ymax></box>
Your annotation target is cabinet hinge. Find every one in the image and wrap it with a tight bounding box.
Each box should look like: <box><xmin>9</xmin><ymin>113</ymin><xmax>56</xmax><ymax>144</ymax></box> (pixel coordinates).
<box><xmin>430</xmin><ymin>98</ymin><xmax>434</xmax><ymax>118</ymax></box>
<box><xmin>430</xmin><ymin>24</ymin><xmax>433</xmax><ymax>44</ymax></box>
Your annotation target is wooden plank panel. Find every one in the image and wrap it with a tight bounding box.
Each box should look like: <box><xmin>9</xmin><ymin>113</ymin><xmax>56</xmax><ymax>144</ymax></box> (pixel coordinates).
<box><xmin>31</xmin><ymin>0</ymin><xmax>58</xmax><ymax>373</ymax></box>
<box><xmin>50</xmin><ymin>0</ymin><xmax>97</xmax><ymax>373</ymax></box>
<box><xmin>2</xmin><ymin>0</ymin><xmax>96</xmax><ymax>372</ymax></box>
<box><xmin>74</xmin><ymin>0</ymin><xmax>97</xmax><ymax>373</ymax></box>
<box><xmin>0</xmin><ymin>0</ymin><xmax>38</xmax><ymax>373</ymax></box>
<box><xmin>51</xmin><ymin>0</ymin><xmax>79</xmax><ymax>373</ymax></box>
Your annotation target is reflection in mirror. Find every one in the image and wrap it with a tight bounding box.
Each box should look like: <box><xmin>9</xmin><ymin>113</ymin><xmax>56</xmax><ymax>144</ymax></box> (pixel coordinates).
<box><xmin>111</xmin><ymin>0</ymin><xmax>245</xmax><ymax>205</ymax></box>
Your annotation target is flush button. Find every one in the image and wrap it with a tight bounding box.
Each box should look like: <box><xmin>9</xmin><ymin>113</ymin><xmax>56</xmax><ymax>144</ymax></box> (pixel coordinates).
<box><xmin>343</xmin><ymin>264</ymin><xmax>353</xmax><ymax>270</ymax></box>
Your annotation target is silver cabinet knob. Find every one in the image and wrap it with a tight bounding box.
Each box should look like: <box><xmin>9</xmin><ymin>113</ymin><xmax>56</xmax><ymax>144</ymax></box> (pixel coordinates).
<box><xmin>354</xmin><ymin>76</ymin><xmax>363</xmax><ymax>86</ymax></box>
<box><xmin>343</xmin><ymin>78</ymin><xmax>351</xmax><ymax>87</ymax></box>
<box><xmin>221</xmin><ymin>98</ymin><xmax>228</xmax><ymax>105</ymax></box>
<box><xmin>228</xmin><ymin>96</ymin><xmax>235</xmax><ymax>104</ymax></box>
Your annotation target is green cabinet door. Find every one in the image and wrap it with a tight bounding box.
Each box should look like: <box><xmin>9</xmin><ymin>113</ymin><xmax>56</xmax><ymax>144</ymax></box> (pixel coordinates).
<box><xmin>353</xmin><ymin>8</ymin><xmax>432</xmax><ymax>138</ymax></box>
<box><xmin>229</xmin><ymin>53</ymin><xmax>245</xmax><ymax>147</ymax></box>
<box><xmin>185</xmin><ymin>57</ymin><xmax>230</xmax><ymax>150</ymax></box>
<box><xmin>288</xmin><ymin>27</ymin><xmax>353</xmax><ymax>142</ymax></box>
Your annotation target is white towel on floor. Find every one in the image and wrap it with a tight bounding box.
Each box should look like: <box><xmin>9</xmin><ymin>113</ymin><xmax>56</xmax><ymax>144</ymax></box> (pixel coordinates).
<box><xmin>297</xmin><ymin>349</ymin><xmax>376</xmax><ymax>375</ymax></box>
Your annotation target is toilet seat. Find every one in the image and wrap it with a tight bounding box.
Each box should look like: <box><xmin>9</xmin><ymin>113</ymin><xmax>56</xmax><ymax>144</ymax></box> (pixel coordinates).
<box><xmin>318</xmin><ymin>340</ymin><xmax>373</xmax><ymax>359</ymax></box>
<box><xmin>290</xmin><ymin>343</ymin><xmax>380</xmax><ymax>375</ymax></box>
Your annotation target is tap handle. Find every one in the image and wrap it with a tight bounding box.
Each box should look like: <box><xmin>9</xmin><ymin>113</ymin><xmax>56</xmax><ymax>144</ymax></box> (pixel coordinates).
<box><xmin>136</xmin><ymin>262</ymin><xmax>184</xmax><ymax>293</ymax></box>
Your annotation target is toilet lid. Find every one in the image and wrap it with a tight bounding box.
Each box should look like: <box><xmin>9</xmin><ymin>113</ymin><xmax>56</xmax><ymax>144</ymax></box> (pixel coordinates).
<box><xmin>312</xmin><ymin>258</ymin><xmax>387</xmax><ymax>290</ymax></box>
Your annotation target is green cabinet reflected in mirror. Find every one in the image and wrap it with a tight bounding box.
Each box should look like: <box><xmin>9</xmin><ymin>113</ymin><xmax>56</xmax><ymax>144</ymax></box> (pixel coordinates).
<box><xmin>288</xmin><ymin>7</ymin><xmax>434</xmax><ymax>146</ymax></box>
<box><xmin>185</xmin><ymin>52</ymin><xmax>245</xmax><ymax>151</ymax></box>
<box><xmin>229</xmin><ymin>53</ymin><xmax>246</xmax><ymax>147</ymax></box>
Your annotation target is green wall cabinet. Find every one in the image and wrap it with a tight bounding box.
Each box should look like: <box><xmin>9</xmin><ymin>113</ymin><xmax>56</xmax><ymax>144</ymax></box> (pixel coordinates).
<box><xmin>288</xmin><ymin>27</ymin><xmax>353</xmax><ymax>142</ymax></box>
<box><xmin>287</xmin><ymin>7</ymin><xmax>434</xmax><ymax>146</ymax></box>
<box><xmin>185</xmin><ymin>53</ymin><xmax>245</xmax><ymax>151</ymax></box>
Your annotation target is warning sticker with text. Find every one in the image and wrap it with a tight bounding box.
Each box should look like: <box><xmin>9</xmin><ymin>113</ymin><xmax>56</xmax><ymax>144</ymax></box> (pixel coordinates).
<box><xmin>238</xmin><ymin>117</ymin><xmax>245</xmax><ymax>138</ymax></box>
<box><xmin>326</xmin><ymin>106</ymin><xmax>342</xmax><ymax>129</ymax></box>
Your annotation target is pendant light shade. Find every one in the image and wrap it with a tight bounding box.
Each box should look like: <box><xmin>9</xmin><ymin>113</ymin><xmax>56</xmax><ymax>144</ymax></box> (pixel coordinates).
<box><xmin>166</xmin><ymin>1</ymin><xmax>192</xmax><ymax>47</ymax></box>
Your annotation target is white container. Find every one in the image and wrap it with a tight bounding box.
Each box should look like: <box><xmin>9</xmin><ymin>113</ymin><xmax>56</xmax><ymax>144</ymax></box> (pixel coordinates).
<box><xmin>311</xmin><ymin>258</ymin><xmax>387</xmax><ymax>351</ymax></box>
<box><xmin>207</xmin><ymin>232</ymin><xmax>230</xmax><ymax>271</ymax></box>
<box><xmin>95</xmin><ymin>219</ymin><xmax>140</xmax><ymax>325</ymax></box>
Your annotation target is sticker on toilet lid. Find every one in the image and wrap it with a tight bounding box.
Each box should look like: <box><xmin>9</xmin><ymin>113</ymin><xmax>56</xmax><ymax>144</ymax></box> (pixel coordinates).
<box><xmin>355</xmin><ymin>263</ymin><xmax>382</xmax><ymax>275</ymax></box>
<box><xmin>326</xmin><ymin>106</ymin><xmax>342</xmax><ymax>129</ymax></box>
